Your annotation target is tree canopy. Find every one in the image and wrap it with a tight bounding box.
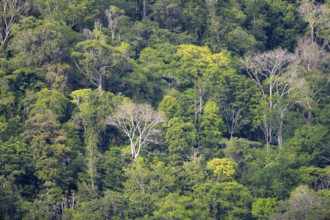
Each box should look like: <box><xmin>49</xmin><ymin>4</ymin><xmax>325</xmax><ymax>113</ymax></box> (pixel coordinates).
<box><xmin>1</xmin><ymin>0</ymin><xmax>330</xmax><ymax>219</ymax></box>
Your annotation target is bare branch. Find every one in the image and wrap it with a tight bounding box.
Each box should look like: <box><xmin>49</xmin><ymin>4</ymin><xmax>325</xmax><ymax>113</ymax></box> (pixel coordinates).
<box><xmin>107</xmin><ymin>102</ymin><xmax>167</xmax><ymax>160</ymax></box>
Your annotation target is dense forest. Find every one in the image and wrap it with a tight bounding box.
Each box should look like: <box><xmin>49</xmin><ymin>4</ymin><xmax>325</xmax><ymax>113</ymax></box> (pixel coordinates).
<box><xmin>1</xmin><ymin>0</ymin><xmax>330</xmax><ymax>219</ymax></box>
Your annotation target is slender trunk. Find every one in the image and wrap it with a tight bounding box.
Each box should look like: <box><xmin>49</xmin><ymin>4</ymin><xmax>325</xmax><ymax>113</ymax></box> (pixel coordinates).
<box><xmin>197</xmin><ymin>93</ymin><xmax>202</xmax><ymax>149</ymax></box>
<box><xmin>306</xmin><ymin>111</ymin><xmax>313</xmax><ymax>126</ymax></box>
<box><xmin>277</xmin><ymin>121</ymin><xmax>283</xmax><ymax>148</ymax></box>
<box><xmin>88</xmin><ymin>142</ymin><xmax>94</xmax><ymax>189</ymax></box>
<box><xmin>143</xmin><ymin>0</ymin><xmax>147</xmax><ymax>19</ymax></box>
<box><xmin>269</xmin><ymin>83</ymin><xmax>273</xmax><ymax>110</ymax></box>
<box><xmin>310</xmin><ymin>24</ymin><xmax>314</xmax><ymax>43</ymax></box>
<box><xmin>264</xmin><ymin>123</ymin><xmax>272</xmax><ymax>150</ymax></box>
<box><xmin>98</xmin><ymin>75</ymin><xmax>103</xmax><ymax>91</ymax></box>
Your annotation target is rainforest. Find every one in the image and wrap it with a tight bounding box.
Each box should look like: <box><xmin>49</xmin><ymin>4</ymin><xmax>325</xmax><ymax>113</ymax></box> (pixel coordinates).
<box><xmin>0</xmin><ymin>0</ymin><xmax>330</xmax><ymax>219</ymax></box>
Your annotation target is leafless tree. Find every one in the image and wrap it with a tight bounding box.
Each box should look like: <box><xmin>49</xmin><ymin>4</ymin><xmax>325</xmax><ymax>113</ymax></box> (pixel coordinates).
<box><xmin>295</xmin><ymin>36</ymin><xmax>330</xmax><ymax>124</ymax></box>
<box><xmin>295</xmin><ymin>37</ymin><xmax>329</xmax><ymax>72</ymax></box>
<box><xmin>107</xmin><ymin>102</ymin><xmax>167</xmax><ymax>160</ymax></box>
<box><xmin>222</xmin><ymin>107</ymin><xmax>245</xmax><ymax>139</ymax></box>
<box><xmin>242</xmin><ymin>49</ymin><xmax>304</xmax><ymax>148</ymax></box>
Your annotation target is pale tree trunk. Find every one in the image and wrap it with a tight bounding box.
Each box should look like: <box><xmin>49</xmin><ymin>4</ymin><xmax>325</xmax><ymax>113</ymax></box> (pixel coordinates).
<box><xmin>277</xmin><ymin>121</ymin><xmax>283</xmax><ymax>148</ymax></box>
<box><xmin>277</xmin><ymin>109</ymin><xmax>286</xmax><ymax>148</ymax></box>
<box><xmin>97</xmin><ymin>74</ymin><xmax>103</xmax><ymax>91</ymax></box>
<box><xmin>85</xmin><ymin>130</ymin><xmax>98</xmax><ymax>194</ymax></box>
<box><xmin>143</xmin><ymin>0</ymin><xmax>148</xmax><ymax>19</ymax></box>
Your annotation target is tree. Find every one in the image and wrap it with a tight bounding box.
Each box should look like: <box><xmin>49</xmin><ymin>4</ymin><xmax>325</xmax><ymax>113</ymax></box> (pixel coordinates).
<box><xmin>154</xmin><ymin>193</ymin><xmax>208</xmax><ymax>220</ymax></box>
<box><xmin>285</xmin><ymin>124</ymin><xmax>329</xmax><ymax>166</ymax></box>
<box><xmin>298</xmin><ymin>0</ymin><xmax>330</xmax><ymax>44</ymax></box>
<box><xmin>199</xmin><ymin>100</ymin><xmax>223</xmax><ymax>151</ymax></box>
<box><xmin>165</xmin><ymin>117</ymin><xmax>197</xmax><ymax>164</ymax></box>
<box><xmin>252</xmin><ymin>197</ymin><xmax>277</xmax><ymax>220</ymax></box>
<box><xmin>0</xmin><ymin>0</ymin><xmax>31</xmax><ymax>46</ymax></box>
<box><xmin>107</xmin><ymin>101</ymin><xmax>166</xmax><ymax>160</ymax></box>
<box><xmin>151</xmin><ymin>0</ymin><xmax>183</xmax><ymax>33</ymax></box>
<box><xmin>158</xmin><ymin>94</ymin><xmax>183</xmax><ymax>119</ymax></box>
<box><xmin>0</xmin><ymin>176</ymin><xmax>25</xmax><ymax>219</ymax></box>
<box><xmin>272</xmin><ymin>185</ymin><xmax>330</xmax><ymax>220</ymax></box>
<box><xmin>33</xmin><ymin>0</ymin><xmax>97</xmax><ymax>30</ymax></box>
<box><xmin>295</xmin><ymin>37</ymin><xmax>329</xmax><ymax>72</ymax></box>
<box><xmin>136</xmin><ymin>0</ymin><xmax>151</xmax><ymax>19</ymax></box>
<box><xmin>9</xmin><ymin>18</ymin><xmax>78</xmax><ymax>69</ymax></box>
<box><xmin>72</xmin><ymin>24</ymin><xmax>131</xmax><ymax>91</ymax></box>
<box><xmin>21</xmin><ymin>90</ymin><xmax>72</xmax><ymax>219</ymax></box>
<box><xmin>294</xmin><ymin>36</ymin><xmax>330</xmax><ymax>125</ymax></box>
<box><xmin>105</xmin><ymin>6</ymin><xmax>125</xmax><ymax>42</ymax></box>
<box><xmin>175</xmin><ymin>45</ymin><xmax>235</xmax><ymax>149</ymax></box>
<box><xmin>196</xmin><ymin>180</ymin><xmax>253</xmax><ymax>219</ymax></box>
<box><xmin>223</xmin><ymin>138</ymin><xmax>261</xmax><ymax>179</ymax></box>
<box><xmin>213</xmin><ymin>73</ymin><xmax>260</xmax><ymax>139</ymax></box>
<box><xmin>71</xmin><ymin>89</ymin><xmax>120</xmax><ymax>194</ymax></box>
<box><xmin>207</xmin><ymin>158</ymin><xmax>237</xmax><ymax>182</ymax></box>
<box><xmin>244</xmin><ymin>147</ymin><xmax>303</xmax><ymax>199</ymax></box>
<box><xmin>242</xmin><ymin>48</ymin><xmax>309</xmax><ymax>148</ymax></box>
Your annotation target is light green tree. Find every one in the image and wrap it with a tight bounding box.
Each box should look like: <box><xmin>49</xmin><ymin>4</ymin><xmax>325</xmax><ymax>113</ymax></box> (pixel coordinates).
<box><xmin>252</xmin><ymin>197</ymin><xmax>277</xmax><ymax>220</ymax></box>
<box><xmin>200</xmin><ymin>100</ymin><xmax>223</xmax><ymax>150</ymax></box>
<box><xmin>207</xmin><ymin>158</ymin><xmax>237</xmax><ymax>182</ymax></box>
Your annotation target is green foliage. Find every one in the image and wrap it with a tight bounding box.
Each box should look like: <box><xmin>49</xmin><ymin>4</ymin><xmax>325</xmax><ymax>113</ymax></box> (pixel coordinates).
<box><xmin>0</xmin><ymin>176</ymin><xmax>25</xmax><ymax>220</ymax></box>
<box><xmin>72</xmin><ymin>199</ymin><xmax>104</xmax><ymax>220</ymax></box>
<box><xmin>33</xmin><ymin>88</ymin><xmax>68</xmax><ymax>119</ymax></box>
<box><xmin>1</xmin><ymin>0</ymin><xmax>330</xmax><ymax>219</ymax></box>
<box><xmin>170</xmin><ymin>157</ymin><xmax>208</xmax><ymax>194</ymax></box>
<box><xmin>299</xmin><ymin>166</ymin><xmax>330</xmax><ymax>191</ymax></box>
<box><xmin>223</xmin><ymin>138</ymin><xmax>262</xmax><ymax>180</ymax></box>
<box><xmin>100</xmin><ymin>147</ymin><xmax>127</xmax><ymax>191</ymax></box>
<box><xmin>244</xmin><ymin>148</ymin><xmax>304</xmax><ymax>199</ymax></box>
<box><xmin>34</xmin><ymin>0</ymin><xmax>98</xmax><ymax>30</ymax></box>
<box><xmin>158</xmin><ymin>94</ymin><xmax>183</xmax><ymax>119</ymax></box>
<box><xmin>165</xmin><ymin>117</ymin><xmax>197</xmax><ymax>163</ymax></box>
<box><xmin>207</xmin><ymin>158</ymin><xmax>237</xmax><ymax>182</ymax></box>
<box><xmin>285</xmin><ymin>124</ymin><xmax>329</xmax><ymax>166</ymax></box>
<box><xmin>272</xmin><ymin>185</ymin><xmax>330</xmax><ymax>220</ymax></box>
<box><xmin>252</xmin><ymin>197</ymin><xmax>277</xmax><ymax>220</ymax></box>
<box><xmin>123</xmin><ymin>157</ymin><xmax>175</xmax><ymax>197</ymax></box>
<box><xmin>154</xmin><ymin>192</ymin><xmax>209</xmax><ymax>220</ymax></box>
<box><xmin>200</xmin><ymin>100</ymin><xmax>224</xmax><ymax>149</ymax></box>
<box><xmin>9</xmin><ymin>18</ymin><xmax>79</xmax><ymax>68</ymax></box>
<box><xmin>72</xmin><ymin>28</ymin><xmax>133</xmax><ymax>91</ymax></box>
<box><xmin>196</xmin><ymin>180</ymin><xmax>253</xmax><ymax>219</ymax></box>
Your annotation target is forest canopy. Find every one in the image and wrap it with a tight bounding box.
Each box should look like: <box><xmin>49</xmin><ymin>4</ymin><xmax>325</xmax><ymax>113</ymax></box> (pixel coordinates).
<box><xmin>1</xmin><ymin>0</ymin><xmax>330</xmax><ymax>219</ymax></box>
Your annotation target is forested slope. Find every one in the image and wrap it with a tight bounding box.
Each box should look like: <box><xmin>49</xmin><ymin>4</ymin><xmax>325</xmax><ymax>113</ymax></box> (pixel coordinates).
<box><xmin>1</xmin><ymin>0</ymin><xmax>330</xmax><ymax>219</ymax></box>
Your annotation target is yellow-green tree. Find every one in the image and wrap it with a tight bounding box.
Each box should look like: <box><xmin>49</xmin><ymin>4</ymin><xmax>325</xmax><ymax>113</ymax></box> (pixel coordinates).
<box><xmin>207</xmin><ymin>158</ymin><xmax>237</xmax><ymax>182</ymax></box>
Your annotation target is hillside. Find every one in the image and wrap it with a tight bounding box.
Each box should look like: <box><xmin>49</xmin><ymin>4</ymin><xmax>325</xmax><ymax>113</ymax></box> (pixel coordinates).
<box><xmin>1</xmin><ymin>0</ymin><xmax>330</xmax><ymax>219</ymax></box>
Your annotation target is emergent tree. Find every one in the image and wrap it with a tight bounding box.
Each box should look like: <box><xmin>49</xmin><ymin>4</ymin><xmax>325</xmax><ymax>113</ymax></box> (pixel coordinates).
<box><xmin>242</xmin><ymin>48</ymin><xmax>309</xmax><ymax>148</ymax></box>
